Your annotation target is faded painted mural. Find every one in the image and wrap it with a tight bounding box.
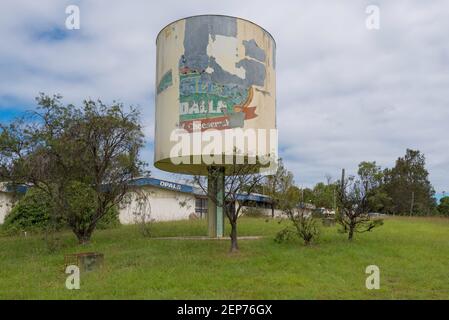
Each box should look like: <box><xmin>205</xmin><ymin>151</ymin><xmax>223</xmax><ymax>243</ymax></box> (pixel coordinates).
<box><xmin>156</xmin><ymin>15</ymin><xmax>275</xmax><ymax>132</ymax></box>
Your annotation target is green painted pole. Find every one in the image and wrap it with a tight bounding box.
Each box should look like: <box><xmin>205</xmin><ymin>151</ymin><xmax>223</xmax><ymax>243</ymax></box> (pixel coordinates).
<box><xmin>216</xmin><ymin>167</ymin><xmax>225</xmax><ymax>238</ymax></box>
<box><xmin>207</xmin><ymin>166</ymin><xmax>225</xmax><ymax>238</ymax></box>
<box><xmin>207</xmin><ymin>167</ymin><xmax>216</xmax><ymax>237</ymax></box>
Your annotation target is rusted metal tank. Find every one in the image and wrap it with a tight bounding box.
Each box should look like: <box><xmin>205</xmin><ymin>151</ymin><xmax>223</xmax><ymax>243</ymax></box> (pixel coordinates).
<box><xmin>154</xmin><ymin>15</ymin><xmax>277</xmax><ymax>175</ymax></box>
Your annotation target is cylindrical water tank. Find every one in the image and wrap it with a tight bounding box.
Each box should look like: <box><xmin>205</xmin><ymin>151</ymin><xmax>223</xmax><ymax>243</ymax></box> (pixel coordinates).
<box><xmin>154</xmin><ymin>15</ymin><xmax>276</xmax><ymax>175</ymax></box>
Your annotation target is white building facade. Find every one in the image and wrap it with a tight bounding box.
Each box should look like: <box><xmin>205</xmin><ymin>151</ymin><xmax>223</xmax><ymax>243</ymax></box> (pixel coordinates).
<box><xmin>0</xmin><ymin>191</ymin><xmax>15</xmax><ymax>224</ymax></box>
<box><xmin>0</xmin><ymin>177</ymin><xmax>277</xmax><ymax>225</ymax></box>
<box><xmin>118</xmin><ymin>177</ymin><xmax>199</xmax><ymax>224</ymax></box>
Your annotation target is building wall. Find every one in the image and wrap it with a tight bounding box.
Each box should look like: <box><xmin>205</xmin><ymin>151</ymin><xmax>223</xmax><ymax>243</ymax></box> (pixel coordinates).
<box><xmin>240</xmin><ymin>204</ymin><xmax>314</xmax><ymax>218</ymax></box>
<box><xmin>118</xmin><ymin>185</ymin><xmax>196</xmax><ymax>224</ymax></box>
<box><xmin>0</xmin><ymin>192</ymin><xmax>15</xmax><ymax>224</ymax></box>
<box><xmin>0</xmin><ymin>184</ymin><xmax>279</xmax><ymax>225</ymax></box>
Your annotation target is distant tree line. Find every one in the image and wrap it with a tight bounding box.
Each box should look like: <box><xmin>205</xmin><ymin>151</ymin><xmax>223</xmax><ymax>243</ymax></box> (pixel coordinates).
<box><xmin>301</xmin><ymin>149</ymin><xmax>443</xmax><ymax>216</ymax></box>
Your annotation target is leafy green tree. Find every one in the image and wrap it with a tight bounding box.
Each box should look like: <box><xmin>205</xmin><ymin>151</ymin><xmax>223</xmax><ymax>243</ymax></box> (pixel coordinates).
<box><xmin>0</xmin><ymin>94</ymin><xmax>144</xmax><ymax>243</ymax></box>
<box><xmin>2</xmin><ymin>184</ymin><xmax>119</xmax><ymax>234</ymax></box>
<box><xmin>358</xmin><ymin>161</ymin><xmax>383</xmax><ymax>189</ymax></box>
<box><xmin>300</xmin><ymin>187</ymin><xmax>315</xmax><ymax>205</ymax></box>
<box><xmin>367</xmin><ymin>189</ymin><xmax>393</xmax><ymax>213</ymax></box>
<box><xmin>438</xmin><ymin>197</ymin><xmax>449</xmax><ymax>216</ymax></box>
<box><xmin>384</xmin><ymin>149</ymin><xmax>436</xmax><ymax>215</ymax></box>
<box><xmin>65</xmin><ymin>181</ymin><xmax>120</xmax><ymax>232</ymax></box>
<box><xmin>312</xmin><ymin>182</ymin><xmax>337</xmax><ymax>209</ymax></box>
<box><xmin>2</xmin><ymin>188</ymin><xmax>56</xmax><ymax>232</ymax></box>
<box><xmin>357</xmin><ymin>161</ymin><xmax>392</xmax><ymax>213</ymax></box>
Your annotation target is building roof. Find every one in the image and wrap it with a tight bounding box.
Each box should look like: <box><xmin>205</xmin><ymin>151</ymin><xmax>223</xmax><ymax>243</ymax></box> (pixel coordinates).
<box><xmin>131</xmin><ymin>177</ymin><xmax>273</xmax><ymax>203</ymax></box>
<box><xmin>0</xmin><ymin>182</ymin><xmax>28</xmax><ymax>194</ymax></box>
<box><xmin>1</xmin><ymin>177</ymin><xmax>274</xmax><ymax>204</ymax></box>
<box><xmin>236</xmin><ymin>193</ymin><xmax>272</xmax><ymax>203</ymax></box>
<box><xmin>130</xmin><ymin>177</ymin><xmax>194</xmax><ymax>194</ymax></box>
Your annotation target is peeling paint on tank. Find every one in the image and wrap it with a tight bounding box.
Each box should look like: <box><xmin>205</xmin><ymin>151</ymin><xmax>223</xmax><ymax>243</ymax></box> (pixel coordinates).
<box><xmin>154</xmin><ymin>15</ymin><xmax>276</xmax><ymax>173</ymax></box>
<box><xmin>182</xmin><ymin>16</ymin><xmax>237</xmax><ymax>71</ymax></box>
<box><xmin>243</xmin><ymin>39</ymin><xmax>266</xmax><ymax>62</ymax></box>
<box><xmin>157</xmin><ymin>70</ymin><xmax>173</xmax><ymax>94</ymax></box>
<box><xmin>176</xmin><ymin>16</ymin><xmax>269</xmax><ymax>132</ymax></box>
<box><xmin>235</xmin><ymin>58</ymin><xmax>266</xmax><ymax>87</ymax></box>
<box><xmin>207</xmin><ymin>34</ymin><xmax>246</xmax><ymax>79</ymax></box>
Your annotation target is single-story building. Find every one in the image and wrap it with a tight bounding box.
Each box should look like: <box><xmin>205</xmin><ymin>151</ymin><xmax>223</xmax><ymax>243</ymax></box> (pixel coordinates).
<box><xmin>0</xmin><ymin>177</ymin><xmax>280</xmax><ymax>225</ymax></box>
<box><xmin>119</xmin><ymin>177</ymin><xmax>198</xmax><ymax>223</ymax></box>
<box><xmin>0</xmin><ymin>190</ymin><xmax>15</xmax><ymax>225</ymax></box>
<box><xmin>0</xmin><ymin>183</ymin><xmax>23</xmax><ymax>224</ymax></box>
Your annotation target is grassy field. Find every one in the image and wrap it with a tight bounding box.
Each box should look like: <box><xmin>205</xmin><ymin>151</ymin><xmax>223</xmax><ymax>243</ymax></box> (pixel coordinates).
<box><xmin>1</xmin><ymin>216</ymin><xmax>449</xmax><ymax>299</ymax></box>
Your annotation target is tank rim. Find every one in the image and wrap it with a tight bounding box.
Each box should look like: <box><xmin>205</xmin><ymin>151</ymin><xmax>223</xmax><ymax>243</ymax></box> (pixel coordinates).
<box><xmin>156</xmin><ymin>14</ymin><xmax>276</xmax><ymax>47</ymax></box>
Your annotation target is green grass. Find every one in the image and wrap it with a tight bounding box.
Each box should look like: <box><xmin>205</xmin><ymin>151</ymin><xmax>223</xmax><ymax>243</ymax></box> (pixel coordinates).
<box><xmin>1</xmin><ymin>216</ymin><xmax>449</xmax><ymax>299</ymax></box>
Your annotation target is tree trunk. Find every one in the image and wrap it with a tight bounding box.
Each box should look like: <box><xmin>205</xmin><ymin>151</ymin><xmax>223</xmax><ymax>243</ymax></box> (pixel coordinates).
<box><xmin>348</xmin><ymin>225</ymin><xmax>354</xmax><ymax>241</ymax></box>
<box><xmin>230</xmin><ymin>222</ymin><xmax>239</xmax><ymax>252</ymax></box>
<box><xmin>76</xmin><ymin>227</ymin><xmax>94</xmax><ymax>245</ymax></box>
<box><xmin>77</xmin><ymin>234</ymin><xmax>91</xmax><ymax>245</ymax></box>
<box><xmin>76</xmin><ymin>221</ymin><xmax>98</xmax><ymax>245</ymax></box>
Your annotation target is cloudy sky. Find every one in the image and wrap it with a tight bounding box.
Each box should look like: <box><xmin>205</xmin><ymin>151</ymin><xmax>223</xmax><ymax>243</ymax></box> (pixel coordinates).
<box><xmin>0</xmin><ymin>0</ymin><xmax>448</xmax><ymax>195</ymax></box>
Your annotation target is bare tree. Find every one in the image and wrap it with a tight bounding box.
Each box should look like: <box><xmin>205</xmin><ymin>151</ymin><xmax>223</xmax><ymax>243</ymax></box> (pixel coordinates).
<box><xmin>275</xmin><ymin>206</ymin><xmax>320</xmax><ymax>246</ymax></box>
<box><xmin>336</xmin><ymin>169</ymin><xmax>383</xmax><ymax>240</ymax></box>
<box><xmin>128</xmin><ymin>189</ymin><xmax>153</xmax><ymax>237</ymax></box>
<box><xmin>194</xmin><ymin>163</ymin><xmax>265</xmax><ymax>252</ymax></box>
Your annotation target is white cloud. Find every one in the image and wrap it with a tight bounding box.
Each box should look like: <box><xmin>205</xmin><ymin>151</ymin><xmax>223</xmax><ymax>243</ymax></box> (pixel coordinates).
<box><xmin>0</xmin><ymin>0</ymin><xmax>448</xmax><ymax>190</ymax></box>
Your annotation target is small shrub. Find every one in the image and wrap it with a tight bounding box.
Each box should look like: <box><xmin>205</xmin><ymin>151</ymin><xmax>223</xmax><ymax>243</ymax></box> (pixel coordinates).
<box><xmin>96</xmin><ymin>206</ymin><xmax>121</xmax><ymax>229</ymax></box>
<box><xmin>2</xmin><ymin>188</ymin><xmax>64</xmax><ymax>234</ymax></box>
<box><xmin>274</xmin><ymin>226</ymin><xmax>296</xmax><ymax>243</ymax></box>
<box><xmin>275</xmin><ymin>212</ymin><xmax>320</xmax><ymax>246</ymax></box>
<box><xmin>2</xmin><ymin>184</ymin><xmax>120</xmax><ymax>235</ymax></box>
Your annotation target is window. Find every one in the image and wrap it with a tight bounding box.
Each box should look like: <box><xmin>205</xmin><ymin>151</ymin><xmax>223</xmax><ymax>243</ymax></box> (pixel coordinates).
<box><xmin>195</xmin><ymin>198</ymin><xmax>208</xmax><ymax>218</ymax></box>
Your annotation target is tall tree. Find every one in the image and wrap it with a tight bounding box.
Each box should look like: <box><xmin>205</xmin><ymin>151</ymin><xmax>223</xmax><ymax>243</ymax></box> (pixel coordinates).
<box><xmin>0</xmin><ymin>94</ymin><xmax>145</xmax><ymax>243</ymax></box>
<box><xmin>438</xmin><ymin>197</ymin><xmax>449</xmax><ymax>216</ymax></box>
<box><xmin>357</xmin><ymin>161</ymin><xmax>392</xmax><ymax>213</ymax></box>
<box><xmin>384</xmin><ymin>149</ymin><xmax>436</xmax><ymax>215</ymax></box>
<box><xmin>312</xmin><ymin>182</ymin><xmax>337</xmax><ymax>209</ymax></box>
<box><xmin>300</xmin><ymin>187</ymin><xmax>315</xmax><ymax>205</ymax></box>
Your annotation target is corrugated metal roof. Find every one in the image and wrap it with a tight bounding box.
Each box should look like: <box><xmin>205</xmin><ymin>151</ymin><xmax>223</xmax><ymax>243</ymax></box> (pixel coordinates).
<box><xmin>1</xmin><ymin>177</ymin><xmax>273</xmax><ymax>204</ymax></box>
<box><xmin>130</xmin><ymin>177</ymin><xmax>194</xmax><ymax>194</ymax></box>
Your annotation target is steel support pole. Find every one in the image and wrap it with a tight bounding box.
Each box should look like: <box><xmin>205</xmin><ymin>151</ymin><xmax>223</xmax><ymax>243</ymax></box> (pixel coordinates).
<box><xmin>207</xmin><ymin>166</ymin><xmax>225</xmax><ymax>238</ymax></box>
